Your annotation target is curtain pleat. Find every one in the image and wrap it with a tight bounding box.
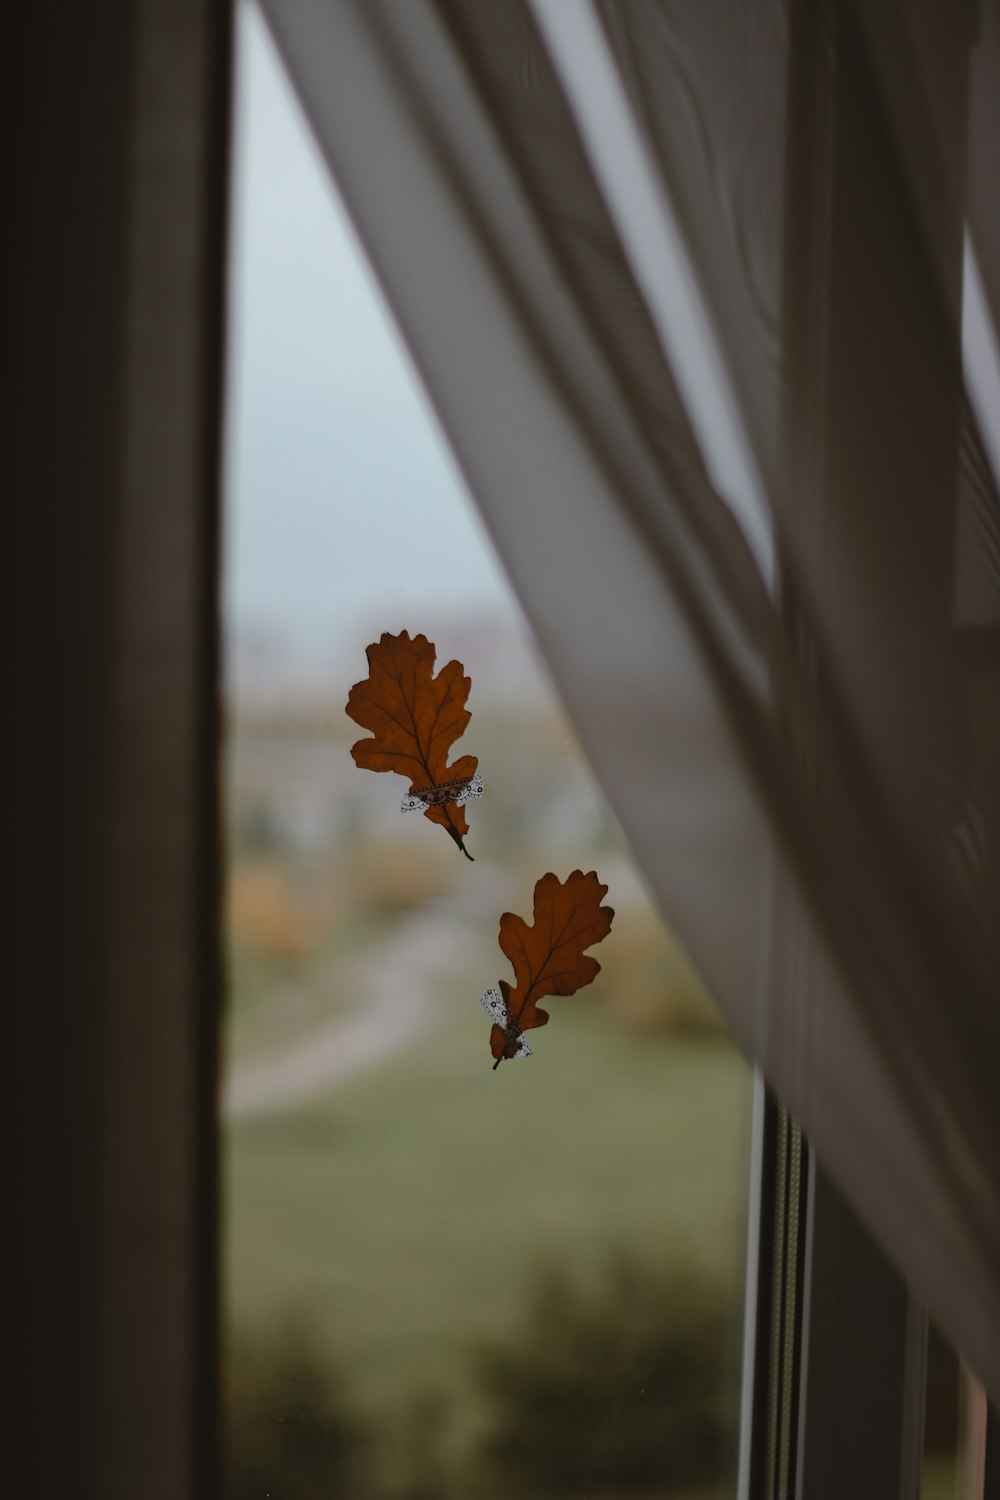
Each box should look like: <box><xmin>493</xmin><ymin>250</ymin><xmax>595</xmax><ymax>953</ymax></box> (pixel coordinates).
<box><xmin>260</xmin><ymin>0</ymin><xmax>1000</xmax><ymax>1396</ymax></box>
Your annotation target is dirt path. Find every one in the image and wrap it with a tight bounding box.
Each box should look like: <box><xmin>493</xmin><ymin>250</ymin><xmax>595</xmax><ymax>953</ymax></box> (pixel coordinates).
<box><xmin>222</xmin><ymin>877</ymin><xmax>506</xmax><ymax>1120</ymax></box>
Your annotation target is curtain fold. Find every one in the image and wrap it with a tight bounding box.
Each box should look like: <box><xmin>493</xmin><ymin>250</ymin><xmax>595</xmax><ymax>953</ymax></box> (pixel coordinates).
<box><xmin>260</xmin><ymin>0</ymin><xmax>1000</xmax><ymax>1395</ymax></box>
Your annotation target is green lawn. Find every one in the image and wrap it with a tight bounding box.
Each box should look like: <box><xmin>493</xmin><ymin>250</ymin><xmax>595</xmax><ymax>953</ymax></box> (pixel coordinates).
<box><xmin>224</xmin><ymin>995</ymin><xmax>751</xmax><ymax>1495</ymax></box>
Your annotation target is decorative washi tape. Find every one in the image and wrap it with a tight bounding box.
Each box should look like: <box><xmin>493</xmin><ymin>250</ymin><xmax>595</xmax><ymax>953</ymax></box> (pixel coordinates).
<box><xmin>479</xmin><ymin>985</ymin><xmax>532</xmax><ymax>1059</ymax></box>
<box><xmin>401</xmin><ymin>771</ymin><xmax>484</xmax><ymax>813</ymax></box>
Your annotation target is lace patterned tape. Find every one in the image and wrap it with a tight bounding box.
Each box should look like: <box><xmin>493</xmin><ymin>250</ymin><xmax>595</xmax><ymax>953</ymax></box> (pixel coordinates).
<box><xmin>401</xmin><ymin>771</ymin><xmax>484</xmax><ymax>813</ymax></box>
<box><xmin>479</xmin><ymin>985</ymin><xmax>532</xmax><ymax>1059</ymax></box>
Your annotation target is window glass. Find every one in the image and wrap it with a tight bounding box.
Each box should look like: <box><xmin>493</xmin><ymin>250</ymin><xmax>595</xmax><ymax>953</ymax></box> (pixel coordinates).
<box><xmin>222</xmin><ymin>7</ymin><xmax>753</xmax><ymax>1497</ymax></box>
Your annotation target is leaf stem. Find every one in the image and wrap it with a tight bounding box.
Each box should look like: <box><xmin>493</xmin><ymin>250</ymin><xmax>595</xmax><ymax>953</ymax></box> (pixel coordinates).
<box><xmin>443</xmin><ymin>818</ymin><xmax>474</xmax><ymax>861</ymax></box>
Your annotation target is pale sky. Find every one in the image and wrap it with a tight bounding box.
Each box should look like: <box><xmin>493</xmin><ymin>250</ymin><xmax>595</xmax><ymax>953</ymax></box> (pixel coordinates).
<box><xmin>223</xmin><ymin>1</ymin><xmax>515</xmax><ymax>662</ymax></box>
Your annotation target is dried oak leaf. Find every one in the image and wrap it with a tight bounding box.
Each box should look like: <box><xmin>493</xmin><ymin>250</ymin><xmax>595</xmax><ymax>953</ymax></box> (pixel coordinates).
<box><xmin>346</xmin><ymin>630</ymin><xmax>478</xmax><ymax>860</ymax></box>
<box><xmin>490</xmin><ymin>870</ymin><xmax>614</xmax><ymax>1066</ymax></box>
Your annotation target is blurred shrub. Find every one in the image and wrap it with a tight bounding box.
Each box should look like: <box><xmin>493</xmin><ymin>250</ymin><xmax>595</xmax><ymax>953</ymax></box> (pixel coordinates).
<box><xmin>224</xmin><ymin>1323</ymin><xmax>372</xmax><ymax>1500</ymax></box>
<box><xmin>596</xmin><ymin>912</ymin><xmax>726</xmax><ymax>1039</ymax></box>
<box><xmin>228</xmin><ymin>860</ymin><xmax>321</xmax><ymax>961</ymax></box>
<box><xmin>473</xmin><ymin>1255</ymin><xmax>736</xmax><ymax>1496</ymax></box>
<box><xmin>391</xmin><ymin>1389</ymin><xmax>454</xmax><ymax>1500</ymax></box>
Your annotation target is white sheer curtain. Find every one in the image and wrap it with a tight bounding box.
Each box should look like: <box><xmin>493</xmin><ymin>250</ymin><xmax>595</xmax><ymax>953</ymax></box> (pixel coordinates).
<box><xmin>259</xmin><ymin>0</ymin><xmax>1000</xmax><ymax>1396</ymax></box>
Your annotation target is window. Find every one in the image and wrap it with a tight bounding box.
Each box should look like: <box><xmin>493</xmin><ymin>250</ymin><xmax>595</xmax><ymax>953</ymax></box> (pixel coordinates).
<box><xmin>221</xmin><ymin>9</ymin><xmax>753</xmax><ymax>1498</ymax></box>
<box><xmin>10</xmin><ymin>3</ymin><xmax>996</xmax><ymax>1497</ymax></box>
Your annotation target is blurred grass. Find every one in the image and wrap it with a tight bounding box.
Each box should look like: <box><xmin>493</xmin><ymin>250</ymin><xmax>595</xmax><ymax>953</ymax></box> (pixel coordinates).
<box><xmin>224</xmin><ymin>1002</ymin><xmax>750</xmax><ymax>1482</ymax></box>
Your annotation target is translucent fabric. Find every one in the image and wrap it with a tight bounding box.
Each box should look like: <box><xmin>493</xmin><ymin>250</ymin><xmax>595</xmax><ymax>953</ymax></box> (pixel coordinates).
<box><xmin>259</xmin><ymin>0</ymin><xmax>1000</xmax><ymax>1395</ymax></box>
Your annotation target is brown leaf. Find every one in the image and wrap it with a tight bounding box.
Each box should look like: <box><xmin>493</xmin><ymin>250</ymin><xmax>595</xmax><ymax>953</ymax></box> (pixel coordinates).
<box><xmin>490</xmin><ymin>870</ymin><xmax>614</xmax><ymax>1064</ymax></box>
<box><xmin>346</xmin><ymin>631</ymin><xmax>478</xmax><ymax>859</ymax></box>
